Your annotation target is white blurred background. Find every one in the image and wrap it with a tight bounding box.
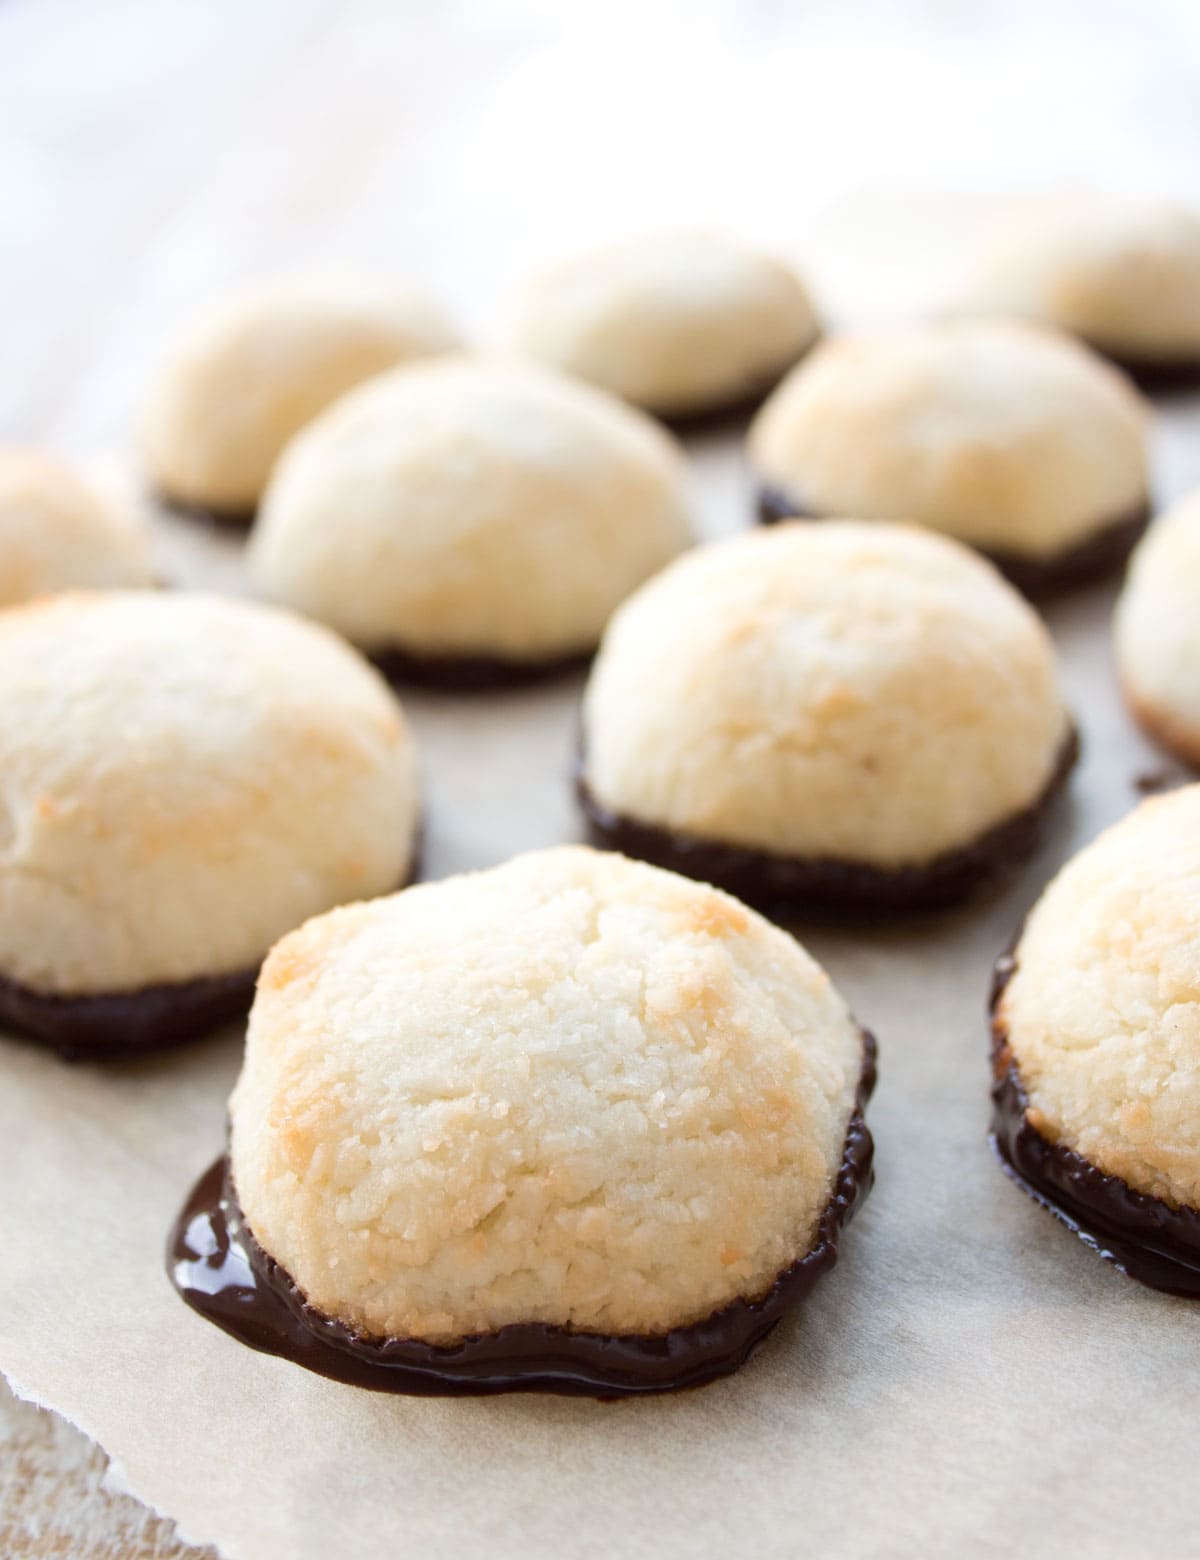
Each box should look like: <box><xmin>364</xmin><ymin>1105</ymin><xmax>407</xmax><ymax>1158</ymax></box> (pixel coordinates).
<box><xmin>3</xmin><ymin>0</ymin><xmax>1199</xmax><ymax>450</ymax></box>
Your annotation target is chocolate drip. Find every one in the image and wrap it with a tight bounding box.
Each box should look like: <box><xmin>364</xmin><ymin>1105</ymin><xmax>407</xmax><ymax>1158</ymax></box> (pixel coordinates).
<box><xmin>168</xmin><ymin>1035</ymin><xmax>876</xmax><ymax>1398</ymax></box>
<box><xmin>578</xmin><ymin>729</ymin><xmax>1078</xmax><ymax>919</ymax></box>
<box><xmin>0</xmin><ymin>966</ymin><xmax>257</xmax><ymax>1062</ymax></box>
<box><xmin>756</xmin><ymin>487</ymin><xmax>1150</xmax><ymax>597</ymax></box>
<box><xmin>989</xmin><ymin>953</ymin><xmax>1200</xmax><ymax>1296</ymax></box>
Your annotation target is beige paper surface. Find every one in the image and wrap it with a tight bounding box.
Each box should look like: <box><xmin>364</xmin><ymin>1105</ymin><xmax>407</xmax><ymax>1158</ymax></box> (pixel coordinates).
<box><xmin>3</xmin><ymin>387</ymin><xmax>1200</xmax><ymax>1559</ymax></box>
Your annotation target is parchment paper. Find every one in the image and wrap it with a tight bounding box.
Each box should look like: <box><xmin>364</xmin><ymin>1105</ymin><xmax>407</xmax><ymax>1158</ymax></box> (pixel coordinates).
<box><xmin>7</xmin><ymin>393</ymin><xmax>1198</xmax><ymax>1560</ymax></box>
<box><xmin>5</xmin><ymin>222</ymin><xmax>1200</xmax><ymax>1557</ymax></box>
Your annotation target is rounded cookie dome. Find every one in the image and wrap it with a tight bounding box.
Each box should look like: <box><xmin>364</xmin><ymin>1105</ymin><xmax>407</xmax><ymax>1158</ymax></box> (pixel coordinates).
<box><xmin>142</xmin><ymin>272</ymin><xmax>459</xmax><ymax>519</ymax></box>
<box><xmin>1115</xmin><ymin>490</ymin><xmax>1200</xmax><ymax>769</ymax></box>
<box><xmin>749</xmin><ymin>320</ymin><xmax>1150</xmax><ymax>590</ymax></box>
<box><xmin>0</xmin><ymin>451</ymin><xmax>153</xmax><ymax>605</ymax></box>
<box><xmin>991</xmin><ymin>786</ymin><xmax>1200</xmax><ymax>1292</ymax></box>
<box><xmin>248</xmin><ymin>357</ymin><xmax>692</xmax><ymax>680</ymax></box>
<box><xmin>580</xmin><ymin>522</ymin><xmax>1075</xmax><ymax>913</ymax></box>
<box><xmin>0</xmin><ymin>592</ymin><xmax>417</xmax><ymax>1052</ymax></box>
<box><xmin>969</xmin><ymin>196</ymin><xmax>1200</xmax><ymax>376</ymax></box>
<box><xmin>502</xmin><ymin>231</ymin><xmax>820</xmax><ymax>419</ymax></box>
<box><xmin>228</xmin><ymin>845</ymin><xmax>871</xmax><ymax>1362</ymax></box>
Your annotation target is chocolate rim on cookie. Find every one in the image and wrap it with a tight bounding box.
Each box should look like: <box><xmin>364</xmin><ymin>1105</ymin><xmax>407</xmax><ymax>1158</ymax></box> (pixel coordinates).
<box><xmin>169</xmin><ymin>1032</ymin><xmax>875</xmax><ymax>1398</ymax></box>
<box><xmin>988</xmin><ymin>952</ymin><xmax>1200</xmax><ymax>1296</ymax></box>
<box><xmin>756</xmin><ymin>487</ymin><xmax>1151</xmax><ymax>597</ymax></box>
<box><xmin>1099</xmin><ymin>352</ymin><xmax>1200</xmax><ymax>394</ymax></box>
<box><xmin>154</xmin><ymin>491</ymin><xmax>257</xmax><ymax>531</ymax></box>
<box><xmin>1</xmin><ymin>854</ymin><xmax>421</xmax><ymax>1063</ymax></box>
<box><xmin>368</xmin><ymin>644</ymin><xmax>592</xmax><ymax>693</ymax></box>
<box><xmin>0</xmin><ymin>967</ymin><xmax>258</xmax><ymax>1062</ymax></box>
<box><xmin>576</xmin><ymin>728</ymin><xmax>1079</xmax><ymax>918</ymax></box>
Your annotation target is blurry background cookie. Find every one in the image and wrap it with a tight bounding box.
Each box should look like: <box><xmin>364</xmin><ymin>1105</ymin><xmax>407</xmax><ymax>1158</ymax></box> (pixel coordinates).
<box><xmin>142</xmin><ymin>271</ymin><xmax>460</xmax><ymax>524</ymax></box>
<box><xmin>173</xmin><ymin>845</ymin><xmax>875</xmax><ymax>1395</ymax></box>
<box><xmin>1115</xmin><ymin>489</ymin><xmax>1200</xmax><ymax>769</ymax></box>
<box><xmin>990</xmin><ymin>785</ymin><xmax>1200</xmax><ymax>1294</ymax></box>
<box><xmin>0</xmin><ymin>450</ymin><xmax>153</xmax><ymax>605</ymax></box>
<box><xmin>749</xmin><ymin>319</ymin><xmax>1151</xmax><ymax>594</ymax></box>
<box><xmin>579</xmin><ymin>521</ymin><xmax>1076</xmax><ymax>916</ymax></box>
<box><xmin>249</xmin><ymin>356</ymin><xmax>692</xmax><ymax>688</ymax></box>
<box><xmin>968</xmin><ymin>196</ymin><xmax>1200</xmax><ymax>386</ymax></box>
<box><xmin>502</xmin><ymin>231</ymin><xmax>820</xmax><ymax>422</ymax></box>
<box><xmin>0</xmin><ymin>592</ymin><xmax>418</xmax><ymax>1058</ymax></box>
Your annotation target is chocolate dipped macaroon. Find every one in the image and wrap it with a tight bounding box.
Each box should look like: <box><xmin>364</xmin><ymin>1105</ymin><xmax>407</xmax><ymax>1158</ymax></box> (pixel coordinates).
<box><xmin>0</xmin><ymin>450</ymin><xmax>153</xmax><ymax>605</ymax></box>
<box><xmin>502</xmin><ymin>231</ymin><xmax>820</xmax><ymax>423</ymax></box>
<box><xmin>0</xmin><ymin>592</ymin><xmax>418</xmax><ymax>1058</ymax></box>
<box><xmin>143</xmin><ymin>271</ymin><xmax>459</xmax><ymax>525</ymax></box>
<box><xmin>990</xmin><ymin>786</ymin><xmax>1200</xmax><ymax>1295</ymax></box>
<box><xmin>248</xmin><ymin>357</ymin><xmax>692</xmax><ymax>688</ymax></box>
<box><xmin>579</xmin><ymin>522</ymin><xmax>1076</xmax><ymax>917</ymax></box>
<box><xmin>1115</xmin><ymin>490</ymin><xmax>1200</xmax><ymax>770</ymax></box>
<box><xmin>969</xmin><ymin>196</ymin><xmax>1200</xmax><ymax>386</ymax></box>
<box><xmin>171</xmin><ymin>846</ymin><xmax>876</xmax><ymax>1397</ymax></box>
<box><xmin>749</xmin><ymin>319</ymin><xmax>1151</xmax><ymax>594</ymax></box>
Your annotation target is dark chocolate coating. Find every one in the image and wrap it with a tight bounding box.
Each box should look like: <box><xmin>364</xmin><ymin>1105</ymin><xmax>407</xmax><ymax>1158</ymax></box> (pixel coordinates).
<box><xmin>0</xmin><ymin>966</ymin><xmax>257</xmax><ymax>1062</ymax></box>
<box><xmin>755</xmin><ymin>486</ymin><xmax>1150</xmax><ymax>597</ymax></box>
<box><xmin>0</xmin><ymin>861</ymin><xmax>420</xmax><ymax>1062</ymax></box>
<box><xmin>154</xmin><ymin>491</ymin><xmax>257</xmax><ymax>530</ymax></box>
<box><xmin>577</xmin><ymin>729</ymin><xmax>1078</xmax><ymax>919</ymax></box>
<box><xmin>656</xmin><ymin>344</ymin><xmax>819</xmax><ymax>437</ymax></box>
<box><xmin>168</xmin><ymin>1034</ymin><xmax>876</xmax><ymax>1397</ymax></box>
<box><xmin>989</xmin><ymin>951</ymin><xmax>1200</xmax><ymax>1296</ymax></box>
<box><xmin>1098</xmin><ymin>350</ymin><xmax>1200</xmax><ymax>394</ymax></box>
<box><xmin>369</xmin><ymin>643</ymin><xmax>591</xmax><ymax>693</ymax></box>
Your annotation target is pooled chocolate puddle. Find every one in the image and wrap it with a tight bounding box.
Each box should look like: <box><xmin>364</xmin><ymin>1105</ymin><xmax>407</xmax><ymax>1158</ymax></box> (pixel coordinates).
<box><xmin>989</xmin><ymin>952</ymin><xmax>1200</xmax><ymax>1296</ymax></box>
<box><xmin>756</xmin><ymin>486</ymin><xmax>1150</xmax><ymax>597</ymax></box>
<box><xmin>0</xmin><ymin>966</ymin><xmax>258</xmax><ymax>1062</ymax></box>
<box><xmin>369</xmin><ymin>643</ymin><xmax>592</xmax><ymax>693</ymax></box>
<box><xmin>577</xmin><ymin>729</ymin><xmax>1079</xmax><ymax>919</ymax></box>
<box><xmin>168</xmin><ymin>1035</ymin><xmax>876</xmax><ymax>1398</ymax></box>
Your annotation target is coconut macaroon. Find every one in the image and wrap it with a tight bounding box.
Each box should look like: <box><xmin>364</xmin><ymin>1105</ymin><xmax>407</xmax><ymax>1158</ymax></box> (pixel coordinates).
<box><xmin>0</xmin><ymin>592</ymin><xmax>418</xmax><ymax>1058</ymax></box>
<box><xmin>579</xmin><ymin>523</ymin><xmax>1076</xmax><ymax>916</ymax></box>
<box><xmin>969</xmin><ymin>196</ymin><xmax>1200</xmax><ymax>384</ymax></box>
<box><xmin>0</xmin><ymin>450</ymin><xmax>153</xmax><ymax>605</ymax></box>
<box><xmin>990</xmin><ymin>786</ymin><xmax>1200</xmax><ymax>1295</ymax></box>
<box><xmin>170</xmin><ymin>846</ymin><xmax>875</xmax><ymax>1395</ymax></box>
<box><xmin>502</xmin><ymin>231</ymin><xmax>820</xmax><ymax>421</ymax></box>
<box><xmin>142</xmin><ymin>271</ymin><xmax>459</xmax><ymax>523</ymax></box>
<box><xmin>249</xmin><ymin>357</ymin><xmax>692</xmax><ymax>686</ymax></box>
<box><xmin>749</xmin><ymin>319</ymin><xmax>1151</xmax><ymax>594</ymax></box>
<box><xmin>1115</xmin><ymin>490</ymin><xmax>1200</xmax><ymax>769</ymax></box>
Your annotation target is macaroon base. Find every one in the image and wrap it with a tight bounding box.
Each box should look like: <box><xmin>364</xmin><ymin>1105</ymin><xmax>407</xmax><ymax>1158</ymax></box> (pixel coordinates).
<box><xmin>0</xmin><ymin>966</ymin><xmax>257</xmax><ymax>1061</ymax></box>
<box><xmin>576</xmin><ymin>729</ymin><xmax>1079</xmax><ymax>919</ymax></box>
<box><xmin>167</xmin><ymin>1034</ymin><xmax>876</xmax><ymax>1398</ymax></box>
<box><xmin>989</xmin><ymin>952</ymin><xmax>1200</xmax><ymax>1296</ymax></box>
<box><xmin>154</xmin><ymin>491</ymin><xmax>257</xmax><ymax>530</ymax></box>
<box><xmin>370</xmin><ymin>643</ymin><xmax>592</xmax><ymax>693</ymax></box>
<box><xmin>756</xmin><ymin>486</ymin><xmax>1150</xmax><ymax>597</ymax></box>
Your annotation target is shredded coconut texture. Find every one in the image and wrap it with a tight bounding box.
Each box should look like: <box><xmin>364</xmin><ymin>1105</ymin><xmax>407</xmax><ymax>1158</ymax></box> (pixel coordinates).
<box><xmin>1115</xmin><ymin>489</ymin><xmax>1200</xmax><ymax>767</ymax></box>
<box><xmin>249</xmin><ymin>356</ymin><xmax>692</xmax><ymax>658</ymax></box>
<box><xmin>0</xmin><ymin>592</ymin><xmax>417</xmax><ymax>994</ymax></box>
<box><xmin>748</xmin><ymin>318</ymin><xmax>1149</xmax><ymax>558</ymax></box>
<box><xmin>583</xmin><ymin>521</ymin><xmax>1070</xmax><ymax>866</ymax></box>
<box><xmin>231</xmin><ymin>846</ymin><xmax>864</xmax><ymax>1344</ymax></box>
<box><xmin>1000</xmin><ymin>785</ymin><xmax>1200</xmax><ymax>1208</ymax></box>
